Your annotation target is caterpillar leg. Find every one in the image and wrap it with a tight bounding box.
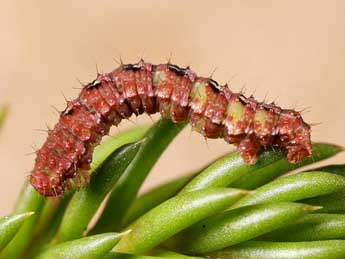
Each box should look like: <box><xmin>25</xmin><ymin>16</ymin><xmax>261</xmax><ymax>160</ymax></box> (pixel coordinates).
<box><xmin>238</xmin><ymin>134</ymin><xmax>261</xmax><ymax>164</ymax></box>
<box><xmin>80</xmin><ymin>170</ymin><xmax>90</xmax><ymax>186</ymax></box>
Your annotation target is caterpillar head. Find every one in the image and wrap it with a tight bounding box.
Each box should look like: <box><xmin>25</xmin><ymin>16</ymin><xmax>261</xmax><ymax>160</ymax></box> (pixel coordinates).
<box><xmin>30</xmin><ymin>168</ymin><xmax>64</xmax><ymax>196</ymax></box>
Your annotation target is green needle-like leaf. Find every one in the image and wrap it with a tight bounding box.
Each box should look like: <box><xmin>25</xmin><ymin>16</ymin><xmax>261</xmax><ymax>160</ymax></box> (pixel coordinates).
<box><xmin>25</xmin><ymin>194</ymin><xmax>73</xmax><ymax>258</ymax></box>
<box><xmin>55</xmin><ymin>141</ymin><xmax>141</xmax><ymax>242</ymax></box>
<box><xmin>35</xmin><ymin>233</ymin><xmax>126</xmax><ymax>259</ymax></box>
<box><xmin>0</xmin><ymin>183</ymin><xmax>45</xmax><ymax>259</ymax></box>
<box><xmin>151</xmin><ymin>248</ymin><xmax>206</xmax><ymax>258</ymax></box>
<box><xmin>91</xmin><ymin>118</ymin><xmax>186</xmax><ymax>234</ymax></box>
<box><xmin>168</xmin><ymin>203</ymin><xmax>319</xmax><ymax>253</ymax></box>
<box><xmin>301</xmin><ymin>191</ymin><xmax>345</xmax><ymax>213</ymax></box>
<box><xmin>122</xmin><ymin>172</ymin><xmax>197</xmax><ymax>227</ymax></box>
<box><xmin>232</xmin><ymin>171</ymin><xmax>345</xmax><ymax>208</ymax></box>
<box><xmin>90</xmin><ymin>126</ymin><xmax>148</xmax><ymax>173</ymax></box>
<box><xmin>0</xmin><ymin>212</ymin><xmax>33</xmax><ymax>251</ymax></box>
<box><xmin>52</xmin><ymin>126</ymin><xmax>148</xmax><ymax>242</ymax></box>
<box><xmin>104</xmin><ymin>252</ymin><xmax>204</xmax><ymax>259</ymax></box>
<box><xmin>180</xmin><ymin>149</ymin><xmax>284</xmax><ymax>193</ymax></box>
<box><xmin>206</xmin><ymin>240</ymin><xmax>345</xmax><ymax>259</ymax></box>
<box><xmin>260</xmin><ymin>213</ymin><xmax>345</xmax><ymax>241</ymax></box>
<box><xmin>308</xmin><ymin>163</ymin><xmax>345</xmax><ymax>176</ymax></box>
<box><xmin>115</xmin><ymin>188</ymin><xmax>248</xmax><ymax>254</ymax></box>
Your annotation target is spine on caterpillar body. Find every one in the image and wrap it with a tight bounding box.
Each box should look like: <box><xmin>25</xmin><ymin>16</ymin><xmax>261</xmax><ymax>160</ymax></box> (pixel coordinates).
<box><xmin>30</xmin><ymin>60</ymin><xmax>312</xmax><ymax>196</ymax></box>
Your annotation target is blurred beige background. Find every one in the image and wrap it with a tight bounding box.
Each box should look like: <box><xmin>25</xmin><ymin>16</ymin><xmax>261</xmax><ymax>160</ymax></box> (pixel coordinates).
<box><xmin>0</xmin><ymin>0</ymin><xmax>345</xmax><ymax>215</ymax></box>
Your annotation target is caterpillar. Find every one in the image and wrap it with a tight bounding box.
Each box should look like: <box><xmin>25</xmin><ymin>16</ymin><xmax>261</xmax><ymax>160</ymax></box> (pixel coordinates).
<box><xmin>30</xmin><ymin>60</ymin><xmax>312</xmax><ymax>196</ymax></box>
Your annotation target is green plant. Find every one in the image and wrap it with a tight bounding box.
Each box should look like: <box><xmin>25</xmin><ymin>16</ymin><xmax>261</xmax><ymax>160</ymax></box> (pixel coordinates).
<box><xmin>0</xmin><ymin>107</ymin><xmax>345</xmax><ymax>258</ymax></box>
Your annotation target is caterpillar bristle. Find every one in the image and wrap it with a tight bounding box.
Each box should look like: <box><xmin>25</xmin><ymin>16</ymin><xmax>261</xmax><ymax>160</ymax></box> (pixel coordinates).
<box><xmin>50</xmin><ymin>105</ymin><xmax>62</xmax><ymax>115</ymax></box>
<box><xmin>166</xmin><ymin>52</ymin><xmax>173</xmax><ymax>64</ymax></box>
<box><xmin>60</xmin><ymin>91</ymin><xmax>70</xmax><ymax>104</ymax></box>
<box><xmin>209</xmin><ymin>67</ymin><xmax>218</xmax><ymax>79</ymax></box>
<box><xmin>309</xmin><ymin>122</ymin><xmax>322</xmax><ymax>127</ymax></box>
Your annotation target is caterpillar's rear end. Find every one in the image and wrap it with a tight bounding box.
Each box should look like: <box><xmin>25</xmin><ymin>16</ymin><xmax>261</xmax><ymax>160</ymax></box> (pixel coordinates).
<box><xmin>30</xmin><ymin>60</ymin><xmax>312</xmax><ymax>196</ymax></box>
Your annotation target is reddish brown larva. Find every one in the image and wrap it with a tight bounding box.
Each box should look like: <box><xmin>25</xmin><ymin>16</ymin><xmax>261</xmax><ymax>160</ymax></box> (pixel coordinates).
<box><xmin>30</xmin><ymin>60</ymin><xmax>312</xmax><ymax>196</ymax></box>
